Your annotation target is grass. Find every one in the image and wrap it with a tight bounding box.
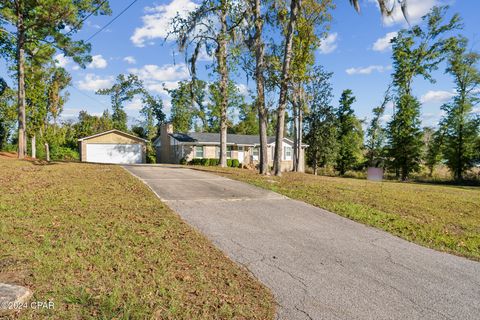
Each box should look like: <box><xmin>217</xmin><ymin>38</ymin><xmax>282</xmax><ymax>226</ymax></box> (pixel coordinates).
<box><xmin>0</xmin><ymin>156</ymin><xmax>274</xmax><ymax>319</ymax></box>
<box><xmin>197</xmin><ymin>166</ymin><xmax>480</xmax><ymax>261</ymax></box>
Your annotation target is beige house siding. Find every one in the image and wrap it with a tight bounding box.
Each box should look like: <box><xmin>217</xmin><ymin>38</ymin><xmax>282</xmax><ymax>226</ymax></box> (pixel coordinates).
<box><xmin>157</xmin><ymin>141</ymin><xmax>305</xmax><ymax>172</ymax></box>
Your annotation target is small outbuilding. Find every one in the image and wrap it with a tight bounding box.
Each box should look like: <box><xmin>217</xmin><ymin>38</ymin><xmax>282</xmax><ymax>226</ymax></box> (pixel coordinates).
<box><xmin>78</xmin><ymin>129</ymin><xmax>147</xmax><ymax>164</ymax></box>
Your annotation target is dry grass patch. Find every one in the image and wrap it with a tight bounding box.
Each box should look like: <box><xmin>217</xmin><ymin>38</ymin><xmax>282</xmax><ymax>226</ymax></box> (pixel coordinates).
<box><xmin>0</xmin><ymin>158</ymin><xmax>274</xmax><ymax>319</ymax></box>
<box><xmin>199</xmin><ymin>167</ymin><xmax>480</xmax><ymax>261</ymax></box>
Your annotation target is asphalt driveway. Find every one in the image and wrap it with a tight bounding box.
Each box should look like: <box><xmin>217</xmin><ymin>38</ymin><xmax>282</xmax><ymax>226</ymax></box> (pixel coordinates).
<box><xmin>124</xmin><ymin>165</ymin><xmax>480</xmax><ymax>320</ymax></box>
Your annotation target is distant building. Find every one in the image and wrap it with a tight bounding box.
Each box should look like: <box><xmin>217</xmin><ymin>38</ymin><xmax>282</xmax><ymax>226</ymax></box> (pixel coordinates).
<box><xmin>153</xmin><ymin>124</ymin><xmax>307</xmax><ymax>172</ymax></box>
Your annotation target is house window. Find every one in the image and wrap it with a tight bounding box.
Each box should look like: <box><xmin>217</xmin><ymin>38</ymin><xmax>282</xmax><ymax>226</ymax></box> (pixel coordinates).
<box><xmin>252</xmin><ymin>147</ymin><xmax>259</xmax><ymax>161</ymax></box>
<box><xmin>195</xmin><ymin>145</ymin><xmax>204</xmax><ymax>158</ymax></box>
<box><xmin>215</xmin><ymin>146</ymin><xmax>232</xmax><ymax>158</ymax></box>
<box><xmin>284</xmin><ymin>146</ymin><xmax>292</xmax><ymax>161</ymax></box>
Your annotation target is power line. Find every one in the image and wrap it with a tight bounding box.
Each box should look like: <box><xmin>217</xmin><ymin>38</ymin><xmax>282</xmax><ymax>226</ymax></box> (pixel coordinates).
<box><xmin>85</xmin><ymin>0</ymin><xmax>140</xmax><ymax>42</ymax></box>
<box><xmin>66</xmin><ymin>0</ymin><xmax>110</xmax><ymax>36</ymax></box>
<box><xmin>70</xmin><ymin>84</ymin><xmax>111</xmax><ymax>110</ymax></box>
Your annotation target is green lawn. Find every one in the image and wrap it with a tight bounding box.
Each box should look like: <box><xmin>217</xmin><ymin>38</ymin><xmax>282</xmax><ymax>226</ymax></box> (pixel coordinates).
<box><xmin>199</xmin><ymin>167</ymin><xmax>480</xmax><ymax>261</ymax></box>
<box><xmin>0</xmin><ymin>157</ymin><xmax>274</xmax><ymax>319</ymax></box>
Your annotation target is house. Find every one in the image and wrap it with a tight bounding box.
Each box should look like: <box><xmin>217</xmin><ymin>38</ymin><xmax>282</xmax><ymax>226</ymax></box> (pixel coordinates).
<box><xmin>153</xmin><ymin>124</ymin><xmax>307</xmax><ymax>172</ymax></box>
<box><xmin>78</xmin><ymin>129</ymin><xmax>147</xmax><ymax>164</ymax></box>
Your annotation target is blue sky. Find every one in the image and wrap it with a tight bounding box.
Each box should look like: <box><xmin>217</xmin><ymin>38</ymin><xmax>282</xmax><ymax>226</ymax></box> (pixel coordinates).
<box><xmin>3</xmin><ymin>0</ymin><xmax>479</xmax><ymax>128</ymax></box>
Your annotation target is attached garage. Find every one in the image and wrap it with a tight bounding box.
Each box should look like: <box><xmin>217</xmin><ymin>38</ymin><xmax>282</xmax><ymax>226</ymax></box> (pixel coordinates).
<box><xmin>78</xmin><ymin>130</ymin><xmax>147</xmax><ymax>164</ymax></box>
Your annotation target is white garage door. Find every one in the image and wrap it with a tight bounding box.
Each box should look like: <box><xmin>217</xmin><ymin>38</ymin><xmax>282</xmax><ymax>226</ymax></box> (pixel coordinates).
<box><xmin>86</xmin><ymin>144</ymin><xmax>143</xmax><ymax>164</ymax></box>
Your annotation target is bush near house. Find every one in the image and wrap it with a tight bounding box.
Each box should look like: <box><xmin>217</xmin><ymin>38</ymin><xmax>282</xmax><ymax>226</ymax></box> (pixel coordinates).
<box><xmin>188</xmin><ymin>158</ymin><xmax>240</xmax><ymax>167</ymax></box>
<box><xmin>232</xmin><ymin>159</ymin><xmax>240</xmax><ymax>168</ymax></box>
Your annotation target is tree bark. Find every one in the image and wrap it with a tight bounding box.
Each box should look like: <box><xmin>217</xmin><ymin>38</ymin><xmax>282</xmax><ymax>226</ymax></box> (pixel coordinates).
<box><xmin>253</xmin><ymin>0</ymin><xmax>269</xmax><ymax>174</ymax></box>
<box><xmin>217</xmin><ymin>2</ymin><xmax>228</xmax><ymax>168</ymax></box>
<box><xmin>273</xmin><ymin>0</ymin><xmax>301</xmax><ymax>176</ymax></box>
<box><xmin>31</xmin><ymin>134</ymin><xmax>36</xmax><ymax>159</ymax></box>
<box><xmin>16</xmin><ymin>7</ymin><xmax>26</xmax><ymax>159</ymax></box>
<box><xmin>45</xmin><ymin>143</ymin><xmax>50</xmax><ymax>162</ymax></box>
<box><xmin>297</xmin><ymin>89</ymin><xmax>304</xmax><ymax>171</ymax></box>
<box><xmin>292</xmin><ymin>87</ymin><xmax>298</xmax><ymax>172</ymax></box>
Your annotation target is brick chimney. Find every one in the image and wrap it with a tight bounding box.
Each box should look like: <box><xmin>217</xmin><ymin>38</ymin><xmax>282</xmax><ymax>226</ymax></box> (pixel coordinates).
<box><xmin>160</xmin><ymin>123</ymin><xmax>173</xmax><ymax>163</ymax></box>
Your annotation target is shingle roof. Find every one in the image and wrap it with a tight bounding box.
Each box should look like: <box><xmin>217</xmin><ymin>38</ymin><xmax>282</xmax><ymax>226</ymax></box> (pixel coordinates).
<box><xmin>171</xmin><ymin>132</ymin><xmax>278</xmax><ymax>145</ymax></box>
<box><xmin>78</xmin><ymin>129</ymin><xmax>148</xmax><ymax>142</ymax></box>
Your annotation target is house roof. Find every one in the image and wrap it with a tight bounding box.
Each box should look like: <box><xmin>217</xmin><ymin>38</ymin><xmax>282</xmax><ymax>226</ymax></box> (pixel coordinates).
<box><xmin>78</xmin><ymin>129</ymin><xmax>148</xmax><ymax>142</ymax></box>
<box><xmin>171</xmin><ymin>132</ymin><xmax>275</xmax><ymax>145</ymax></box>
<box><xmin>162</xmin><ymin>132</ymin><xmax>307</xmax><ymax>147</ymax></box>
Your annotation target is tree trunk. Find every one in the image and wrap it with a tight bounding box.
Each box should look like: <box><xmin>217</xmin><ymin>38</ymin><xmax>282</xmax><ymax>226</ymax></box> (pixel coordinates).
<box><xmin>253</xmin><ymin>0</ymin><xmax>269</xmax><ymax>175</ymax></box>
<box><xmin>45</xmin><ymin>143</ymin><xmax>50</xmax><ymax>162</ymax></box>
<box><xmin>292</xmin><ymin>86</ymin><xmax>299</xmax><ymax>172</ymax></box>
<box><xmin>293</xmin><ymin>85</ymin><xmax>304</xmax><ymax>172</ymax></box>
<box><xmin>16</xmin><ymin>10</ymin><xmax>26</xmax><ymax>159</ymax></box>
<box><xmin>273</xmin><ymin>0</ymin><xmax>301</xmax><ymax>176</ymax></box>
<box><xmin>298</xmin><ymin>92</ymin><xmax>304</xmax><ymax>172</ymax></box>
<box><xmin>217</xmin><ymin>3</ymin><xmax>229</xmax><ymax>168</ymax></box>
<box><xmin>31</xmin><ymin>134</ymin><xmax>36</xmax><ymax>159</ymax></box>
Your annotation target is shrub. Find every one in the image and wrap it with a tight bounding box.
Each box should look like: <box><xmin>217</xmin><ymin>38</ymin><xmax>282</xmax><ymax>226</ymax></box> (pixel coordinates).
<box><xmin>232</xmin><ymin>159</ymin><xmax>240</xmax><ymax>168</ymax></box>
<box><xmin>201</xmin><ymin>158</ymin><xmax>209</xmax><ymax>166</ymax></box>
<box><xmin>209</xmin><ymin>158</ymin><xmax>219</xmax><ymax>166</ymax></box>
<box><xmin>146</xmin><ymin>143</ymin><xmax>156</xmax><ymax>164</ymax></box>
<box><xmin>227</xmin><ymin>159</ymin><xmax>233</xmax><ymax>167</ymax></box>
<box><xmin>188</xmin><ymin>158</ymin><xmax>206</xmax><ymax>165</ymax></box>
<box><xmin>50</xmin><ymin>147</ymin><xmax>79</xmax><ymax>161</ymax></box>
<box><xmin>179</xmin><ymin>157</ymin><xmax>187</xmax><ymax>165</ymax></box>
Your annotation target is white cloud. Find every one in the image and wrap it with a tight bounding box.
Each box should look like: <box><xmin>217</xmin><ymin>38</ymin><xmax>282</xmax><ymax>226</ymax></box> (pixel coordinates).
<box><xmin>372</xmin><ymin>31</ymin><xmax>398</xmax><ymax>52</ymax></box>
<box><xmin>54</xmin><ymin>54</ymin><xmax>70</xmax><ymax>68</ymax></box>
<box><xmin>345</xmin><ymin>65</ymin><xmax>392</xmax><ymax>75</ymax></box>
<box><xmin>236</xmin><ymin>84</ymin><xmax>249</xmax><ymax>96</ymax></box>
<box><xmin>88</xmin><ymin>55</ymin><xmax>108</xmax><ymax>69</ymax></box>
<box><xmin>379</xmin><ymin>114</ymin><xmax>392</xmax><ymax>124</ymax></box>
<box><xmin>421</xmin><ymin>110</ymin><xmax>445</xmax><ymax>126</ymax></box>
<box><xmin>61</xmin><ymin>108</ymin><xmax>82</xmax><ymax>119</ymax></box>
<box><xmin>129</xmin><ymin>63</ymin><xmax>189</xmax><ymax>82</ymax></box>
<box><xmin>131</xmin><ymin>0</ymin><xmax>198</xmax><ymax>47</ymax></box>
<box><xmin>319</xmin><ymin>33</ymin><xmax>338</xmax><ymax>54</ymax></box>
<box><xmin>129</xmin><ymin>63</ymin><xmax>189</xmax><ymax>94</ymax></box>
<box><xmin>123</xmin><ymin>56</ymin><xmax>137</xmax><ymax>64</ymax></box>
<box><xmin>420</xmin><ymin>90</ymin><xmax>455</xmax><ymax>104</ymax></box>
<box><xmin>125</xmin><ymin>97</ymin><xmax>143</xmax><ymax>110</ymax></box>
<box><xmin>197</xmin><ymin>47</ymin><xmax>214</xmax><ymax>62</ymax></box>
<box><xmin>77</xmin><ymin>74</ymin><xmax>114</xmax><ymax>92</ymax></box>
<box><xmin>369</xmin><ymin>0</ymin><xmax>441</xmax><ymax>26</ymax></box>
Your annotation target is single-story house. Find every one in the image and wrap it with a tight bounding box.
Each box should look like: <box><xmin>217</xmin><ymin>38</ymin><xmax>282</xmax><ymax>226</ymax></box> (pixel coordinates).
<box><xmin>78</xmin><ymin>129</ymin><xmax>147</xmax><ymax>164</ymax></box>
<box><xmin>153</xmin><ymin>124</ymin><xmax>307</xmax><ymax>172</ymax></box>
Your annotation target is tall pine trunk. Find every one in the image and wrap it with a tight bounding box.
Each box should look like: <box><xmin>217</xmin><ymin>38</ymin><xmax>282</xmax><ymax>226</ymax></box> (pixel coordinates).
<box><xmin>273</xmin><ymin>0</ymin><xmax>301</xmax><ymax>176</ymax></box>
<box><xmin>292</xmin><ymin>85</ymin><xmax>304</xmax><ymax>172</ymax></box>
<box><xmin>16</xmin><ymin>10</ymin><xmax>26</xmax><ymax>159</ymax></box>
<box><xmin>253</xmin><ymin>0</ymin><xmax>268</xmax><ymax>174</ymax></box>
<box><xmin>297</xmin><ymin>89</ymin><xmax>304</xmax><ymax>171</ymax></box>
<box><xmin>31</xmin><ymin>134</ymin><xmax>36</xmax><ymax>159</ymax></box>
<box><xmin>217</xmin><ymin>3</ymin><xmax>228</xmax><ymax>168</ymax></box>
<box><xmin>292</xmin><ymin>87</ymin><xmax>298</xmax><ymax>172</ymax></box>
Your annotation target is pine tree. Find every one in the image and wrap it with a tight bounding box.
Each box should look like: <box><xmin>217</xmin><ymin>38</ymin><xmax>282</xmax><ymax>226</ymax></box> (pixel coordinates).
<box><xmin>439</xmin><ymin>37</ymin><xmax>480</xmax><ymax>180</ymax></box>
<box><xmin>0</xmin><ymin>0</ymin><xmax>111</xmax><ymax>158</ymax></box>
<box><xmin>96</xmin><ymin>74</ymin><xmax>144</xmax><ymax>132</ymax></box>
<box><xmin>365</xmin><ymin>89</ymin><xmax>391</xmax><ymax>168</ymax></box>
<box><xmin>388</xmin><ymin>6</ymin><xmax>460</xmax><ymax>180</ymax></box>
<box><xmin>304</xmin><ymin>66</ymin><xmax>337</xmax><ymax>175</ymax></box>
<box><xmin>336</xmin><ymin>89</ymin><xmax>364</xmax><ymax>175</ymax></box>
